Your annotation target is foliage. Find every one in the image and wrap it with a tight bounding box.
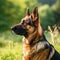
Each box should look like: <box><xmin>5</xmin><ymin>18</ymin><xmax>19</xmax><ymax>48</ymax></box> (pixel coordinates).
<box><xmin>0</xmin><ymin>0</ymin><xmax>37</xmax><ymax>32</ymax></box>
<box><xmin>45</xmin><ymin>31</ymin><xmax>60</xmax><ymax>52</ymax></box>
<box><xmin>0</xmin><ymin>41</ymin><xmax>22</xmax><ymax>60</ymax></box>
<box><xmin>39</xmin><ymin>5</ymin><xmax>56</xmax><ymax>30</ymax></box>
<box><xmin>0</xmin><ymin>31</ymin><xmax>23</xmax><ymax>60</ymax></box>
<box><xmin>51</xmin><ymin>0</ymin><xmax>60</xmax><ymax>27</ymax></box>
<box><xmin>51</xmin><ymin>0</ymin><xmax>60</xmax><ymax>13</ymax></box>
<box><xmin>0</xmin><ymin>0</ymin><xmax>57</xmax><ymax>31</ymax></box>
<box><xmin>0</xmin><ymin>0</ymin><xmax>20</xmax><ymax>31</ymax></box>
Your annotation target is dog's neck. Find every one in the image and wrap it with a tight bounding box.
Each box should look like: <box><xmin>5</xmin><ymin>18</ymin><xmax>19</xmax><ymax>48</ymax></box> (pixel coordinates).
<box><xmin>23</xmin><ymin>30</ymin><xmax>37</xmax><ymax>44</ymax></box>
<box><xmin>23</xmin><ymin>29</ymin><xmax>45</xmax><ymax>45</ymax></box>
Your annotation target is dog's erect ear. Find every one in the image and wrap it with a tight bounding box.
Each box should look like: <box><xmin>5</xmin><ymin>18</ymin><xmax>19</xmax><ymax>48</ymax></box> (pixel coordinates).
<box><xmin>26</xmin><ymin>8</ymin><xmax>30</xmax><ymax>16</ymax></box>
<box><xmin>33</xmin><ymin>7</ymin><xmax>38</xmax><ymax>17</ymax></box>
<box><xmin>31</xmin><ymin>7</ymin><xmax>39</xmax><ymax>22</ymax></box>
<box><xmin>32</xmin><ymin>7</ymin><xmax>43</xmax><ymax>37</ymax></box>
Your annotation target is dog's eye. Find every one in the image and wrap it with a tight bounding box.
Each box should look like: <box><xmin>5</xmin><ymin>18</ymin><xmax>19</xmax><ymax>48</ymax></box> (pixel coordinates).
<box><xmin>27</xmin><ymin>19</ymin><xmax>33</xmax><ymax>26</ymax></box>
<box><xmin>23</xmin><ymin>20</ymin><xmax>25</xmax><ymax>23</ymax></box>
<box><xmin>22</xmin><ymin>20</ymin><xmax>25</xmax><ymax>24</ymax></box>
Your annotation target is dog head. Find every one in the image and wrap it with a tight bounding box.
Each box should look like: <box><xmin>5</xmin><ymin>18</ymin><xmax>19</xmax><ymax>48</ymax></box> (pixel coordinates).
<box><xmin>11</xmin><ymin>7</ymin><xmax>43</xmax><ymax>37</ymax></box>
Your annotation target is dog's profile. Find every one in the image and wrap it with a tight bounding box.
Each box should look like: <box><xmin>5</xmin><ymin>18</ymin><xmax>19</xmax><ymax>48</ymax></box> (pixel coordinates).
<box><xmin>11</xmin><ymin>7</ymin><xmax>60</xmax><ymax>60</ymax></box>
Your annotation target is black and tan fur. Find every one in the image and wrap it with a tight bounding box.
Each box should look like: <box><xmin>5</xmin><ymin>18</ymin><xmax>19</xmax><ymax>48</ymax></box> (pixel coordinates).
<box><xmin>11</xmin><ymin>7</ymin><xmax>60</xmax><ymax>60</ymax></box>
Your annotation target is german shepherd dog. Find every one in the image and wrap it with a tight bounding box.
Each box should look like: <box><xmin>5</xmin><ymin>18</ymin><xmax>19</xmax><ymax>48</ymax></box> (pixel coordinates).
<box><xmin>11</xmin><ymin>7</ymin><xmax>60</xmax><ymax>60</ymax></box>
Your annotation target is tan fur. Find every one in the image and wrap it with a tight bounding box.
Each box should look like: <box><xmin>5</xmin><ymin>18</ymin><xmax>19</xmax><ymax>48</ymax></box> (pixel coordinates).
<box><xmin>31</xmin><ymin>49</ymin><xmax>49</xmax><ymax>60</ymax></box>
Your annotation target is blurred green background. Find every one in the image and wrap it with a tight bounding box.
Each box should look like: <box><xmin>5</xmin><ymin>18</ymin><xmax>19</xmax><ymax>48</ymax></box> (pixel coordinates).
<box><xmin>0</xmin><ymin>0</ymin><xmax>60</xmax><ymax>60</ymax></box>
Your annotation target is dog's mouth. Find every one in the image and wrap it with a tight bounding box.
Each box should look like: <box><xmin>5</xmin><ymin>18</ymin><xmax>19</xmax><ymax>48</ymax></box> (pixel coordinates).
<box><xmin>11</xmin><ymin>26</ymin><xmax>28</xmax><ymax>36</ymax></box>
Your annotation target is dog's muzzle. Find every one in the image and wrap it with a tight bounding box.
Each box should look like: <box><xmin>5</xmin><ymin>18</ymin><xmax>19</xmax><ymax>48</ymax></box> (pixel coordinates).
<box><xmin>11</xmin><ymin>25</ymin><xmax>28</xmax><ymax>36</ymax></box>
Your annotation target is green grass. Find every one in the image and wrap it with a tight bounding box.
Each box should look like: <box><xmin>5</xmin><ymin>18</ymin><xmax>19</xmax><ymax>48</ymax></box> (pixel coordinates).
<box><xmin>0</xmin><ymin>31</ymin><xmax>60</xmax><ymax>60</ymax></box>
<box><xmin>0</xmin><ymin>42</ymin><xmax>22</xmax><ymax>60</ymax></box>
<box><xmin>0</xmin><ymin>31</ymin><xmax>23</xmax><ymax>60</ymax></box>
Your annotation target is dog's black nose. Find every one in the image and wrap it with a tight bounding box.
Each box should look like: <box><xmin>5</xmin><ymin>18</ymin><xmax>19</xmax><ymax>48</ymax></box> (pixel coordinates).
<box><xmin>11</xmin><ymin>26</ymin><xmax>17</xmax><ymax>31</ymax></box>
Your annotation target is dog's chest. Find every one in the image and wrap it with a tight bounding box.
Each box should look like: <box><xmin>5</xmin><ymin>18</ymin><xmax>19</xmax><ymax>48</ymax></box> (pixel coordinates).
<box><xmin>23</xmin><ymin>43</ymin><xmax>50</xmax><ymax>60</ymax></box>
<box><xmin>23</xmin><ymin>43</ymin><xmax>31</xmax><ymax>56</ymax></box>
<box><xmin>22</xmin><ymin>38</ymin><xmax>31</xmax><ymax>56</ymax></box>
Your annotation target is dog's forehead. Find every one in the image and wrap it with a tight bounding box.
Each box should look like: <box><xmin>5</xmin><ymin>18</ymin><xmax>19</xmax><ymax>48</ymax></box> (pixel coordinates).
<box><xmin>21</xmin><ymin>16</ymin><xmax>31</xmax><ymax>21</ymax></box>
